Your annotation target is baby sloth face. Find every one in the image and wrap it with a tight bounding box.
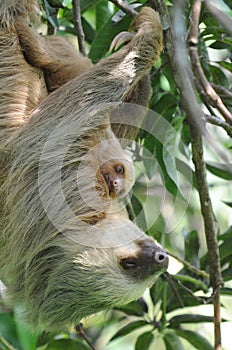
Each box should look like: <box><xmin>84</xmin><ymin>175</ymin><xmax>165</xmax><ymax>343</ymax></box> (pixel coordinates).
<box><xmin>100</xmin><ymin>159</ymin><xmax>134</xmax><ymax>199</ymax></box>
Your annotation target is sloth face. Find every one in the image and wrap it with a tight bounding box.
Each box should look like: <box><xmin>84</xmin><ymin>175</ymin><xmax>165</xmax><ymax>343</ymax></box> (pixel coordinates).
<box><xmin>100</xmin><ymin>159</ymin><xmax>134</xmax><ymax>199</ymax></box>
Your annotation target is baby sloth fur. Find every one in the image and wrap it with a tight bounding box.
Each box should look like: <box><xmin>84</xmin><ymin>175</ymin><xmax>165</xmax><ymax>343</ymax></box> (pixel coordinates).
<box><xmin>0</xmin><ymin>0</ymin><xmax>168</xmax><ymax>331</ymax></box>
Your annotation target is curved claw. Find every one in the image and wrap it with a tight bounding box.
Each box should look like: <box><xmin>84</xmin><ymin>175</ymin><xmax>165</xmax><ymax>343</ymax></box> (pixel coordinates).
<box><xmin>110</xmin><ymin>31</ymin><xmax>134</xmax><ymax>52</ymax></box>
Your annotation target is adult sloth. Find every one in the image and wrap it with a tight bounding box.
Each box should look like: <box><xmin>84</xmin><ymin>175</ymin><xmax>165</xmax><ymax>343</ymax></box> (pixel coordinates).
<box><xmin>0</xmin><ymin>0</ymin><xmax>168</xmax><ymax>331</ymax></box>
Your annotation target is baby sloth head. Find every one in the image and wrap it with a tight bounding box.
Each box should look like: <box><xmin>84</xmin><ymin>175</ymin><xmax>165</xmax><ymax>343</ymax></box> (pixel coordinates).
<box><xmin>100</xmin><ymin>158</ymin><xmax>135</xmax><ymax>199</ymax></box>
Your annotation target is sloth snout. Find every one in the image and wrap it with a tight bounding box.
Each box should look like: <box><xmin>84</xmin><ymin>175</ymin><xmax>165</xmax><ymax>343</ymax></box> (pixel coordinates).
<box><xmin>120</xmin><ymin>239</ymin><xmax>169</xmax><ymax>280</ymax></box>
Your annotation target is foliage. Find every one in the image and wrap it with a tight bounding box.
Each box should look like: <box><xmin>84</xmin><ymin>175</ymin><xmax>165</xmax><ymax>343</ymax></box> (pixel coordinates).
<box><xmin>0</xmin><ymin>0</ymin><xmax>231</xmax><ymax>349</ymax></box>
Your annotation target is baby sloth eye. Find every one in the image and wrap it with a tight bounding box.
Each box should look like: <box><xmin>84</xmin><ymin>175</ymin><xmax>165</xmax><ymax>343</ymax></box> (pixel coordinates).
<box><xmin>115</xmin><ymin>164</ymin><xmax>124</xmax><ymax>175</ymax></box>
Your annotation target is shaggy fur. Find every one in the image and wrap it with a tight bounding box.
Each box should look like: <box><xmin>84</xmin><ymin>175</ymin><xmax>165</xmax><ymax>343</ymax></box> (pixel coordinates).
<box><xmin>0</xmin><ymin>1</ymin><xmax>168</xmax><ymax>331</ymax></box>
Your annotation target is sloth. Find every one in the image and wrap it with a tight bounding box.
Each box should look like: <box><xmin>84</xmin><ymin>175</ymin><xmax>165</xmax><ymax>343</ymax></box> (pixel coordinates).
<box><xmin>0</xmin><ymin>0</ymin><xmax>168</xmax><ymax>331</ymax></box>
<box><xmin>92</xmin><ymin>128</ymin><xmax>135</xmax><ymax>199</ymax></box>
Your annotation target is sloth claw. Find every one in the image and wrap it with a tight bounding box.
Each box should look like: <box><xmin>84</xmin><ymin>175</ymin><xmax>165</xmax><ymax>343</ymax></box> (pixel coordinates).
<box><xmin>110</xmin><ymin>31</ymin><xmax>134</xmax><ymax>52</ymax></box>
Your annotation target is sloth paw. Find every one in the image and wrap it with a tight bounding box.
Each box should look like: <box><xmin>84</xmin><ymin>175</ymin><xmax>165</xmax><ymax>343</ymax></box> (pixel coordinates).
<box><xmin>130</xmin><ymin>7</ymin><xmax>162</xmax><ymax>33</ymax></box>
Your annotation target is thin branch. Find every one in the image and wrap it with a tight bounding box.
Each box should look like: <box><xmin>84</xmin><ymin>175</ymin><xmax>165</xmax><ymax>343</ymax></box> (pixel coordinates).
<box><xmin>166</xmin><ymin>250</ymin><xmax>209</xmax><ymax>279</ymax></box>
<box><xmin>212</xmin><ymin>84</ymin><xmax>232</xmax><ymax>99</ymax></box>
<box><xmin>165</xmin><ymin>272</ymin><xmax>218</xmax><ymax>305</ymax></box>
<box><xmin>163</xmin><ymin>272</ymin><xmax>184</xmax><ymax>308</ymax></box>
<box><xmin>76</xmin><ymin>323</ymin><xmax>96</xmax><ymax>350</ymax></box>
<box><xmin>72</xmin><ymin>0</ymin><xmax>87</xmax><ymax>56</ymax></box>
<box><xmin>109</xmin><ymin>0</ymin><xmax>138</xmax><ymax>18</ymax></box>
<box><xmin>188</xmin><ymin>0</ymin><xmax>232</xmax><ymax>124</ymax></box>
<box><xmin>205</xmin><ymin>114</ymin><xmax>232</xmax><ymax>138</ymax></box>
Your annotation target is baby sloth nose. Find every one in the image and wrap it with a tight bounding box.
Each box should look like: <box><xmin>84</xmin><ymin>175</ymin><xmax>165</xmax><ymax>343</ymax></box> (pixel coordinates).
<box><xmin>120</xmin><ymin>239</ymin><xmax>169</xmax><ymax>280</ymax></box>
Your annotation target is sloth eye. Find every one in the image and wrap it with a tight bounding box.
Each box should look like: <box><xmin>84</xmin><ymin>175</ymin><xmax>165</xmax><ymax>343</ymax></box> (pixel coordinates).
<box><xmin>115</xmin><ymin>164</ymin><xmax>124</xmax><ymax>175</ymax></box>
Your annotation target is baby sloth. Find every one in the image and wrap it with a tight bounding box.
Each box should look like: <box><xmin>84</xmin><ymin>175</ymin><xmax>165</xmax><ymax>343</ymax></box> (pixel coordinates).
<box><xmin>100</xmin><ymin>158</ymin><xmax>134</xmax><ymax>199</ymax></box>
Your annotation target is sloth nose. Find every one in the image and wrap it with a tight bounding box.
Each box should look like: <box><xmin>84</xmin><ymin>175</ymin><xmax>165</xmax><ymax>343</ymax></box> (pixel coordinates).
<box><xmin>113</xmin><ymin>179</ymin><xmax>120</xmax><ymax>188</ymax></box>
<box><xmin>120</xmin><ymin>239</ymin><xmax>169</xmax><ymax>279</ymax></box>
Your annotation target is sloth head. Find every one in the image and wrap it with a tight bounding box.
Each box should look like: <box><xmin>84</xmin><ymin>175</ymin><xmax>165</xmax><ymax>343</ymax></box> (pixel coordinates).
<box><xmin>24</xmin><ymin>215</ymin><xmax>168</xmax><ymax>331</ymax></box>
<box><xmin>100</xmin><ymin>158</ymin><xmax>135</xmax><ymax>199</ymax></box>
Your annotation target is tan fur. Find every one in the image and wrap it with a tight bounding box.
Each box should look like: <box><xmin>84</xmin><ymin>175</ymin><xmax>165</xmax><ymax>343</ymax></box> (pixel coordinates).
<box><xmin>0</xmin><ymin>1</ymin><xmax>167</xmax><ymax>331</ymax></box>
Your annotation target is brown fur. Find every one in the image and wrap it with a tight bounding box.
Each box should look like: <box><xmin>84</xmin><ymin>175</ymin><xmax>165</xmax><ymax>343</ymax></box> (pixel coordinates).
<box><xmin>14</xmin><ymin>16</ymin><xmax>92</xmax><ymax>92</ymax></box>
<box><xmin>0</xmin><ymin>1</ymin><xmax>168</xmax><ymax>331</ymax></box>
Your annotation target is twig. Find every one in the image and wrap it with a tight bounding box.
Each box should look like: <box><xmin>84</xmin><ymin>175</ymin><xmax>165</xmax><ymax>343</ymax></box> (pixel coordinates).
<box><xmin>188</xmin><ymin>0</ymin><xmax>232</xmax><ymax>124</ymax></box>
<box><xmin>205</xmin><ymin>0</ymin><xmax>232</xmax><ymax>35</ymax></box>
<box><xmin>212</xmin><ymin>84</ymin><xmax>232</xmax><ymax>99</ymax></box>
<box><xmin>109</xmin><ymin>0</ymin><xmax>138</xmax><ymax>17</ymax></box>
<box><xmin>72</xmin><ymin>0</ymin><xmax>87</xmax><ymax>56</ymax></box>
<box><xmin>166</xmin><ymin>250</ymin><xmax>209</xmax><ymax>279</ymax></box>
<box><xmin>76</xmin><ymin>323</ymin><xmax>96</xmax><ymax>350</ymax></box>
<box><xmin>163</xmin><ymin>272</ymin><xmax>184</xmax><ymax>308</ymax></box>
<box><xmin>205</xmin><ymin>114</ymin><xmax>232</xmax><ymax>138</ymax></box>
<box><xmin>165</xmin><ymin>272</ymin><xmax>217</xmax><ymax>305</ymax></box>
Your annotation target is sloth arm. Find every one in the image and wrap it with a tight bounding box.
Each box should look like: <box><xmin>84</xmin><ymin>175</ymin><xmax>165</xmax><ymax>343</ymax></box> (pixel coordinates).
<box><xmin>28</xmin><ymin>7</ymin><xmax>163</xmax><ymax>138</ymax></box>
<box><xmin>14</xmin><ymin>17</ymin><xmax>92</xmax><ymax>91</ymax></box>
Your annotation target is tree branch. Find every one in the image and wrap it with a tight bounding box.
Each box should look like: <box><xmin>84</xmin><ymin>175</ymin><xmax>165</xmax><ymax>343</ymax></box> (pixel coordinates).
<box><xmin>188</xmin><ymin>0</ymin><xmax>232</xmax><ymax>125</ymax></box>
<box><xmin>109</xmin><ymin>0</ymin><xmax>138</xmax><ymax>17</ymax></box>
<box><xmin>157</xmin><ymin>1</ymin><xmax>223</xmax><ymax>349</ymax></box>
<box><xmin>72</xmin><ymin>0</ymin><xmax>87</xmax><ymax>56</ymax></box>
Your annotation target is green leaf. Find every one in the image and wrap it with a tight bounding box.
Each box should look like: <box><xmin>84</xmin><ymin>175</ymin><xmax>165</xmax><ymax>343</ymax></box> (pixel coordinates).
<box><xmin>153</xmin><ymin>94</ymin><xmax>178</xmax><ymax>122</ymax></box>
<box><xmin>218</xmin><ymin>226</ymin><xmax>232</xmax><ymax>240</ymax></box>
<box><xmin>115</xmin><ymin>299</ymin><xmax>147</xmax><ymax>317</ymax></box>
<box><xmin>0</xmin><ymin>313</ymin><xmax>21</xmax><ymax>349</ymax></box>
<box><xmin>110</xmin><ymin>320</ymin><xmax>149</xmax><ymax>341</ymax></box>
<box><xmin>174</xmin><ymin>328</ymin><xmax>213</xmax><ymax>350</ymax></box>
<box><xmin>206</xmin><ymin>161</ymin><xmax>232</xmax><ymax>180</ymax></box>
<box><xmin>222</xmin><ymin>266</ymin><xmax>232</xmax><ymax>281</ymax></box>
<box><xmin>169</xmin><ymin>314</ymin><xmax>214</xmax><ymax>326</ymax></box>
<box><xmin>45</xmin><ymin>339</ymin><xmax>89</xmax><ymax>350</ymax></box>
<box><xmin>14</xmin><ymin>306</ymin><xmax>39</xmax><ymax>350</ymax></box>
<box><xmin>80</xmin><ymin>0</ymin><xmax>101</xmax><ymax>12</ymax></box>
<box><xmin>208</xmin><ymin>65</ymin><xmax>229</xmax><ymax>88</ymax></box>
<box><xmin>183</xmin><ymin>230</ymin><xmax>200</xmax><ymax>265</ymax></box>
<box><xmin>163</xmin><ymin>332</ymin><xmax>184</xmax><ymax>350</ymax></box>
<box><xmin>222</xmin><ymin>201</ymin><xmax>232</xmax><ymax>208</ymax></box>
<box><xmin>217</xmin><ymin>61</ymin><xmax>232</xmax><ymax>73</ymax></box>
<box><xmin>95</xmin><ymin>0</ymin><xmax>111</xmax><ymax>31</ymax></box>
<box><xmin>221</xmin><ymin>287</ymin><xmax>232</xmax><ymax>296</ymax></box>
<box><xmin>150</xmin><ymin>277</ymin><xmax>166</xmax><ymax>306</ymax></box>
<box><xmin>175</xmin><ymin>274</ymin><xmax>208</xmax><ymax>293</ymax></box>
<box><xmin>135</xmin><ymin>332</ymin><xmax>154</xmax><ymax>350</ymax></box>
<box><xmin>219</xmin><ymin>237</ymin><xmax>232</xmax><ymax>264</ymax></box>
